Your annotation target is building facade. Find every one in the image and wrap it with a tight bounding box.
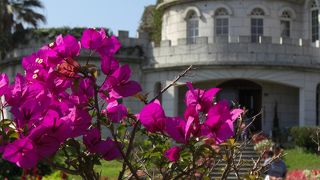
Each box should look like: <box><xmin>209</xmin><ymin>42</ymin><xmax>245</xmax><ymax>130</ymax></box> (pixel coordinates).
<box><xmin>144</xmin><ymin>0</ymin><xmax>320</xmax><ymax>135</ymax></box>
<box><xmin>1</xmin><ymin>0</ymin><xmax>320</xmax><ymax>135</ymax></box>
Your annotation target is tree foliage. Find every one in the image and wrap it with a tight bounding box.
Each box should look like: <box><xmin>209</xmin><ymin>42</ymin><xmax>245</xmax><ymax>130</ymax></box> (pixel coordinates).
<box><xmin>0</xmin><ymin>0</ymin><xmax>46</xmax><ymax>59</ymax></box>
<box><xmin>138</xmin><ymin>0</ymin><xmax>164</xmax><ymax>45</ymax></box>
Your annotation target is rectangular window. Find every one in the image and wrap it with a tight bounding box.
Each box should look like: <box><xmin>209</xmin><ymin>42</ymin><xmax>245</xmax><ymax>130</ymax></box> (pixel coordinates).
<box><xmin>187</xmin><ymin>19</ymin><xmax>199</xmax><ymax>44</ymax></box>
<box><xmin>312</xmin><ymin>10</ymin><xmax>319</xmax><ymax>42</ymax></box>
<box><xmin>280</xmin><ymin>20</ymin><xmax>290</xmax><ymax>38</ymax></box>
<box><xmin>215</xmin><ymin>18</ymin><xmax>229</xmax><ymax>36</ymax></box>
<box><xmin>251</xmin><ymin>18</ymin><xmax>263</xmax><ymax>43</ymax></box>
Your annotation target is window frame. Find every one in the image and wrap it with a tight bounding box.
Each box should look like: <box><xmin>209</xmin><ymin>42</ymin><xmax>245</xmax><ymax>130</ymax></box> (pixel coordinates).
<box><xmin>280</xmin><ymin>11</ymin><xmax>292</xmax><ymax>38</ymax></box>
<box><xmin>214</xmin><ymin>8</ymin><xmax>230</xmax><ymax>37</ymax></box>
<box><xmin>186</xmin><ymin>11</ymin><xmax>199</xmax><ymax>44</ymax></box>
<box><xmin>250</xmin><ymin>8</ymin><xmax>265</xmax><ymax>43</ymax></box>
<box><xmin>251</xmin><ymin>18</ymin><xmax>264</xmax><ymax>43</ymax></box>
<box><xmin>280</xmin><ymin>20</ymin><xmax>291</xmax><ymax>38</ymax></box>
<box><xmin>311</xmin><ymin>8</ymin><xmax>319</xmax><ymax>42</ymax></box>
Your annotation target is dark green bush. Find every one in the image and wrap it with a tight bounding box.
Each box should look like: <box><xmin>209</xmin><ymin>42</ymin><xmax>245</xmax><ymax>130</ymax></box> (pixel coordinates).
<box><xmin>0</xmin><ymin>159</ymin><xmax>52</xmax><ymax>179</ymax></box>
<box><xmin>290</xmin><ymin>126</ymin><xmax>319</xmax><ymax>153</ymax></box>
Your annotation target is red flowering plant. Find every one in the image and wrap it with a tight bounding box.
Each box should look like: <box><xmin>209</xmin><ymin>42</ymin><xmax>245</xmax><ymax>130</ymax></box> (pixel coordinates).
<box><xmin>0</xmin><ymin>28</ymin><xmax>274</xmax><ymax>179</ymax></box>
<box><xmin>286</xmin><ymin>169</ymin><xmax>320</xmax><ymax>180</ymax></box>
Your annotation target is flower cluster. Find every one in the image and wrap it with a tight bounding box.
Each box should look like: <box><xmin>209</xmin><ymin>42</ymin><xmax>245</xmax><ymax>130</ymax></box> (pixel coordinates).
<box><xmin>0</xmin><ymin>28</ymin><xmax>243</xmax><ymax>178</ymax></box>
<box><xmin>286</xmin><ymin>169</ymin><xmax>320</xmax><ymax>180</ymax></box>
<box><xmin>0</xmin><ymin>28</ymin><xmax>141</xmax><ymax>168</ymax></box>
<box><xmin>139</xmin><ymin>82</ymin><xmax>243</xmax><ymax>162</ymax></box>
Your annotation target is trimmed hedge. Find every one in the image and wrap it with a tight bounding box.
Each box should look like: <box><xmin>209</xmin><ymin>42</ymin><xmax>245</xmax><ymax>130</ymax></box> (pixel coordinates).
<box><xmin>290</xmin><ymin>126</ymin><xmax>319</xmax><ymax>153</ymax></box>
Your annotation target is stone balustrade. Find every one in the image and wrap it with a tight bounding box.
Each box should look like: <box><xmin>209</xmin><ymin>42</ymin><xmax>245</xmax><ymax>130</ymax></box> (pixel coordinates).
<box><xmin>147</xmin><ymin>36</ymin><xmax>320</xmax><ymax>69</ymax></box>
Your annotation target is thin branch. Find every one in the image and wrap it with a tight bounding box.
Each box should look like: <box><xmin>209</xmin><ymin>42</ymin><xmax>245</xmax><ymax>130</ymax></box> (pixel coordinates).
<box><xmin>93</xmin><ymin>83</ymin><xmax>102</xmax><ymax>131</ymax></box>
<box><xmin>118</xmin><ymin>65</ymin><xmax>194</xmax><ymax>180</ymax></box>
<box><xmin>45</xmin><ymin>159</ymin><xmax>80</xmax><ymax>175</ymax></box>
<box><xmin>133</xmin><ymin>150</ymin><xmax>152</xmax><ymax>179</ymax></box>
<box><xmin>149</xmin><ymin>65</ymin><xmax>193</xmax><ymax>103</ymax></box>
<box><xmin>110</xmin><ymin>125</ymin><xmax>140</xmax><ymax>180</ymax></box>
<box><xmin>243</xmin><ymin>110</ymin><xmax>262</xmax><ymax>131</ymax></box>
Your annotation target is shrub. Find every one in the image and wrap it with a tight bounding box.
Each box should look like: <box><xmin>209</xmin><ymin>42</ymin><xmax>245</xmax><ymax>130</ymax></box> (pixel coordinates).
<box><xmin>290</xmin><ymin>127</ymin><xmax>319</xmax><ymax>153</ymax></box>
<box><xmin>254</xmin><ymin>139</ymin><xmax>274</xmax><ymax>152</ymax></box>
<box><xmin>286</xmin><ymin>169</ymin><xmax>320</xmax><ymax>180</ymax></box>
<box><xmin>252</xmin><ymin>133</ymin><xmax>269</xmax><ymax>144</ymax></box>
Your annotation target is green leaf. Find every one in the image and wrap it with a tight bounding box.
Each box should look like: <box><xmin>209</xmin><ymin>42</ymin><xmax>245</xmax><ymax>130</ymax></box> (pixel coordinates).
<box><xmin>0</xmin><ymin>119</ymin><xmax>13</xmax><ymax>128</ymax></box>
<box><xmin>243</xmin><ymin>174</ymin><xmax>257</xmax><ymax>180</ymax></box>
<box><xmin>229</xmin><ymin>138</ymin><xmax>235</xmax><ymax>145</ymax></box>
<box><xmin>8</xmin><ymin>130</ymin><xmax>19</xmax><ymax>139</ymax></box>
<box><xmin>203</xmin><ymin>176</ymin><xmax>210</xmax><ymax>180</ymax></box>
<box><xmin>65</xmin><ymin>139</ymin><xmax>81</xmax><ymax>150</ymax></box>
<box><xmin>194</xmin><ymin>141</ymin><xmax>205</xmax><ymax>148</ymax></box>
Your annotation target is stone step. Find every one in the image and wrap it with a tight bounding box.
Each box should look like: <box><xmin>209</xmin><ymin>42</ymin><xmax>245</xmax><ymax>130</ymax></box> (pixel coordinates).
<box><xmin>211</xmin><ymin>143</ymin><xmax>261</xmax><ymax>179</ymax></box>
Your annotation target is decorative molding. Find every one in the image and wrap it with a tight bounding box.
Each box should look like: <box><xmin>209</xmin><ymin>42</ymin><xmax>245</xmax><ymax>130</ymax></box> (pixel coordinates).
<box><xmin>247</xmin><ymin>4</ymin><xmax>270</xmax><ymax>16</ymax></box>
<box><xmin>182</xmin><ymin>6</ymin><xmax>202</xmax><ymax>20</ymax></box>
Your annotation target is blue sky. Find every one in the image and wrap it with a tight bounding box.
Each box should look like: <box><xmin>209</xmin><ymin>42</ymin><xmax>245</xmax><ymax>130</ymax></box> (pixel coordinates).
<box><xmin>40</xmin><ymin>0</ymin><xmax>156</xmax><ymax>36</ymax></box>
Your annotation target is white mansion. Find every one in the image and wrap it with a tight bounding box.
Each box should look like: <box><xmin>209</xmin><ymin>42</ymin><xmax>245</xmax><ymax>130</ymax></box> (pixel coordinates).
<box><xmin>2</xmin><ymin>0</ymin><xmax>320</xmax><ymax>134</ymax></box>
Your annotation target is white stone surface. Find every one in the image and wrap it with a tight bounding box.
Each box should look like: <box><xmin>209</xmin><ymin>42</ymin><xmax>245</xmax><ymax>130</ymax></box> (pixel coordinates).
<box><xmin>161</xmin><ymin>0</ymin><xmax>317</xmax><ymax>46</ymax></box>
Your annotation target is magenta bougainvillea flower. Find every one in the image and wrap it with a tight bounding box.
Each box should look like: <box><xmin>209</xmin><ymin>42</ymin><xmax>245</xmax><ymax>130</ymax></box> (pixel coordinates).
<box><xmin>139</xmin><ymin>83</ymin><xmax>242</xmax><ymax>145</ymax></box>
<box><xmin>5</xmin><ymin>74</ymin><xmax>46</xmax><ymax>107</ymax></box>
<box><xmin>183</xmin><ymin>105</ymin><xmax>201</xmax><ymax>140</ymax></box>
<box><xmin>0</xmin><ymin>27</ymin><xmax>244</xmax><ymax>171</ymax></box>
<box><xmin>0</xmin><ymin>73</ymin><xmax>8</xmax><ymax>96</ymax></box>
<box><xmin>22</xmin><ymin>49</ymin><xmax>58</xmax><ymax>81</ymax></box>
<box><xmin>81</xmin><ymin>28</ymin><xmax>104</xmax><ymax>50</ymax></box>
<box><xmin>63</xmin><ymin>107</ymin><xmax>92</xmax><ymax>138</ymax></box>
<box><xmin>1</xmin><ymin>28</ymin><xmax>139</xmax><ymax>168</ymax></box>
<box><xmin>139</xmin><ymin>100</ymin><xmax>166</xmax><ymax>133</ymax></box>
<box><xmin>71</xmin><ymin>77</ymin><xmax>94</xmax><ymax>106</ymax></box>
<box><xmin>98</xmin><ymin>35</ymin><xmax>121</xmax><ymax>57</ymax></box>
<box><xmin>99</xmin><ymin>138</ymin><xmax>122</xmax><ymax>161</ymax></box>
<box><xmin>101</xmin><ymin>56</ymin><xmax>119</xmax><ymax>76</ymax></box>
<box><xmin>164</xmin><ymin>117</ymin><xmax>188</xmax><ymax>144</ymax></box>
<box><xmin>203</xmin><ymin>100</ymin><xmax>243</xmax><ymax>144</ymax></box>
<box><xmin>104</xmin><ymin>100</ymin><xmax>128</xmax><ymax>123</ymax></box>
<box><xmin>185</xmin><ymin>82</ymin><xmax>220</xmax><ymax>113</ymax></box>
<box><xmin>2</xmin><ymin>138</ymin><xmax>38</xmax><ymax>168</ymax></box>
<box><xmin>83</xmin><ymin>128</ymin><xmax>122</xmax><ymax>161</ymax></box>
<box><xmin>53</xmin><ymin>34</ymin><xmax>81</xmax><ymax>58</ymax></box>
<box><xmin>164</xmin><ymin>146</ymin><xmax>182</xmax><ymax>162</ymax></box>
<box><xmin>81</xmin><ymin>28</ymin><xmax>120</xmax><ymax>57</ymax></box>
<box><xmin>100</xmin><ymin>64</ymin><xmax>142</xmax><ymax>99</ymax></box>
<box><xmin>10</xmin><ymin>100</ymin><xmax>42</xmax><ymax>129</ymax></box>
<box><xmin>83</xmin><ymin>128</ymin><xmax>102</xmax><ymax>153</ymax></box>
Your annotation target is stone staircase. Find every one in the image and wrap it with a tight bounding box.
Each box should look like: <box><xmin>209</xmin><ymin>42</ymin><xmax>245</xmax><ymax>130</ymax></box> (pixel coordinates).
<box><xmin>211</xmin><ymin>143</ymin><xmax>261</xmax><ymax>180</ymax></box>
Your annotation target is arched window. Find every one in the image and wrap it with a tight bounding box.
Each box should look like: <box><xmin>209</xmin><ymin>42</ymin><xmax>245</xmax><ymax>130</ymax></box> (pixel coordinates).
<box><xmin>251</xmin><ymin>8</ymin><xmax>265</xmax><ymax>16</ymax></box>
<box><xmin>310</xmin><ymin>0</ymin><xmax>319</xmax><ymax>42</ymax></box>
<box><xmin>215</xmin><ymin>8</ymin><xmax>229</xmax><ymax>36</ymax></box>
<box><xmin>280</xmin><ymin>11</ymin><xmax>292</xmax><ymax>38</ymax></box>
<box><xmin>250</xmin><ymin>8</ymin><xmax>265</xmax><ymax>43</ymax></box>
<box><xmin>186</xmin><ymin>11</ymin><xmax>199</xmax><ymax>44</ymax></box>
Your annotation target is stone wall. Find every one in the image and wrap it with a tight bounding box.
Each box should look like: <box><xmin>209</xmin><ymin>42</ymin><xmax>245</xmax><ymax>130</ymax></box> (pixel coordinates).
<box><xmin>142</xmin><ymin>66</ymin><xmax>320</xmax><ymax>126</ymax></box>
<box><xmin>175</xmin><ymin>79</ymin><xmax>299</xmax><ymax>134</ymax></box>
<box><xmin>160</xmin><ymin>0</ymin><xmax>316</xmax><ymax>45</ymax></box>
<box><xmin>147</xmin><ymin>35</ymin><xmax>320</xmax><ymax>69</ymax></box>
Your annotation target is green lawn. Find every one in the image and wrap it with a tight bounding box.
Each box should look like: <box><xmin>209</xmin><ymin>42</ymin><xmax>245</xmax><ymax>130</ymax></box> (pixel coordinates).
<box><xmin>43</xmin><ymin>161</ymin><xmax>122</xmax><ymax>180</ymax></box>
<box><xmin>284</xmin><ymin>147</ymin><xmax>320</xmax><ymax>170</ymax></box>
<box><xmin>95</xmin><ymin>160</ymin><xmax>122</xmax><ymax>179</ymax></box>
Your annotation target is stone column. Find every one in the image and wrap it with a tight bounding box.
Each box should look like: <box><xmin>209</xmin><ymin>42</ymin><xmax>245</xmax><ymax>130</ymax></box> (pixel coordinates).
<box><xmin>162</xmin><ymin>81</ymin><xmax>178</xmax><ymax>117</ymax></box>
<box><xmin>305</xmin><ymin>87</ymin><xmax>317</xmax><ymax>125</ymax></box>
<box><xmin>299</xmin><ymin>88</ymin><xmax>305</xmax><ymax>126</ymax></box>
<box><xmin>300</xmin><ymin>85</ymin><xmax>317</xmax><ymax>126</ymax></box>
